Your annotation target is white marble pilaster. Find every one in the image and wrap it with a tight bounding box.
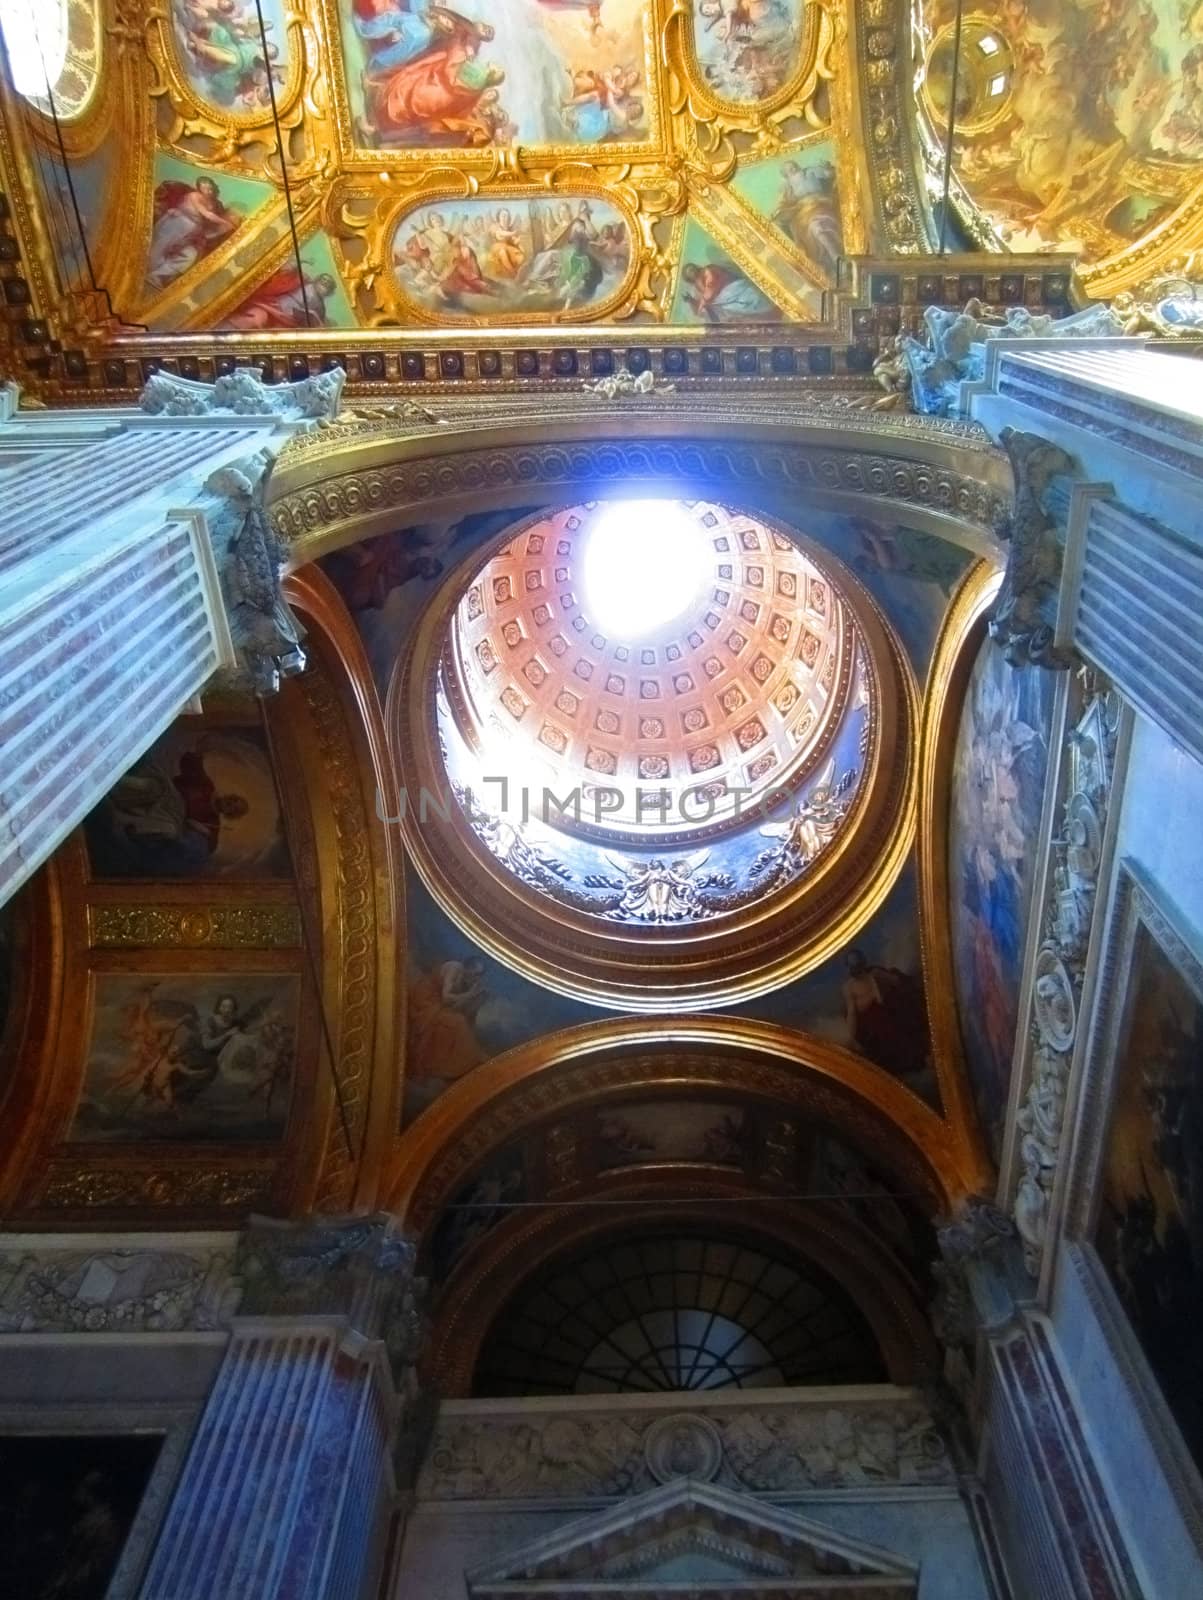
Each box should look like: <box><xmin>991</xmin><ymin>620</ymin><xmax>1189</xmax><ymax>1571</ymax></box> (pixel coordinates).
<box><xmin>0</xmin><ymin>369</ymin><xmax>344</xmax><ymax>908</ymax></box>
<box><xmin>137</xmin><ymin>1214</ymin><xmax>419</xmax><ymax>1600</ymax></box>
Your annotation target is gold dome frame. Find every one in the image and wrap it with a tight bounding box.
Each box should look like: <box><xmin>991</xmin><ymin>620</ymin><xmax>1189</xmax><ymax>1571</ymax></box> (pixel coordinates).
<box><xmin>391</xmin><ymin>500</ymin><xmax>917</xmax><ymax>1010</ymax></box>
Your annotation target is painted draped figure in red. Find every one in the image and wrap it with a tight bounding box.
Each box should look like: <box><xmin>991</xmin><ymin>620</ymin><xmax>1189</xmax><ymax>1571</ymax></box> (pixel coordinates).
<box><xmin>352</xmin><ymin>1</ymin><xmax>509</xmax><ymax>145</ymax></box>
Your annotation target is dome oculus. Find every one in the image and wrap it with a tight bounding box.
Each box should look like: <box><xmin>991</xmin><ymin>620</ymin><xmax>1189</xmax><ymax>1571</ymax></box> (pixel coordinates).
<box><xmin>395</xmin><ymin>497</ymin><xmax>913</xmax><ymax>1006</ymax></box>
<box><xmin>581</xmin><ymin>499</ymin><xmax>712</xmax><ymax>639</ymax></box>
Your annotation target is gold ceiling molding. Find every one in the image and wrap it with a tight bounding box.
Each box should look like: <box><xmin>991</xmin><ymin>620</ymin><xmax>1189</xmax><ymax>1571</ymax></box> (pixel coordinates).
<box><xmin>914</xmin><ymin>561</ymin><xmax>1001</xmax><ymax>1176</ymax></box>
<box><xmin>36</xmin><ymin>1164</ymin><xmax>276</xmax><ymax>1215</ymax></box>
<box><xmin>394</xmin><ymin>507</ymin><xmax>915</xmax><ymax>1009</ymax></box>
<box><xmin>269</xmin><ymin>409</ymin><xmax>1011</xmax><ymax>563</ymax></box>
<box><xmin>87</xmin><ymin>903</ymin><xmax>304</xmax><ymax>949</ymax></box>
<box><xmin>425</xmin><ymin>1169</ymin><xmax>939</xmax><ymax>1395</ymax></box>
<box><xmin>382</xmin><ymin>1016</ymin><xmax>982</xmax><ymax>1227</ymax></box>
<box><xmin>0</xmin><ymin>0</ymin><xmax>1011</xmax><ymax>379</ymax></box>
<box><xmin>1077</xmin><ymin>200</ymin><xmax>1203</xmax><ymax>302</ymax></box>
<box><xmin>857</xmin><ymin>0</ymin><xmax>932</xmax><ymax>254</ymax></box>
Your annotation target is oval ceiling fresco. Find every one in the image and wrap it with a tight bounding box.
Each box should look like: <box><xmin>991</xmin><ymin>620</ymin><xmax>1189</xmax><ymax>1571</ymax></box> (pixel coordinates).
<box><xmin>169</xmin><ymin>0</ymin><xmax>296</xmax><ymax>119</ymax></box>
<box><xmin>687</xmin><ymin>0</ymin><xmax>809</xmax><ymax>106</ymax></box>
<box><xmin>389</xmin><ymin>195</ymin><xmax>635</xmax><ymax>322</ymax></box>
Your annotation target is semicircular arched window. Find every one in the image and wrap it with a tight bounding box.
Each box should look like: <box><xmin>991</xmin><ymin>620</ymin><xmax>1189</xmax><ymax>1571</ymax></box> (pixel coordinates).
<box><xmin>473</xmin><ymin>1233</ymin><xmax>887</xmax><ymax>1397</ymax></box>
<box><xmin>0</xmin><ymin>0</ymin><xmax>100</xmax><ymax>118</ymax></box>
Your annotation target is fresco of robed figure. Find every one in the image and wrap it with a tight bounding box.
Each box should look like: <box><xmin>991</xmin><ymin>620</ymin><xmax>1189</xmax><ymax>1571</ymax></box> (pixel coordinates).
<box><xmin>84</xmin><ymin>726</ymin><xmax>291</xmax><ymax>881</ymax></box>
<box><xmin>172</xmin><ymin>0</ymin><xmax>288</xmax><ymax>114</ymax></box>
<box><xmin>341</xmin><ymin>0</ymin><xmax>649</xmax><ymax>148</ymax></box>
<box><xmin>948</xmin><ymin>636</ymin><xmax>1054</xmax><ymax>1161</ymax></box>
<box><xmin>731</xmin><ymin>142</ymin><xmax>842</xmax><ymax>279</ymax></box>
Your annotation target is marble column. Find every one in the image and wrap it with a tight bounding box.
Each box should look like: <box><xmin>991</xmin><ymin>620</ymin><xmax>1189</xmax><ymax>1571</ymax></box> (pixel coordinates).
<box><xmin>0</xmin><ymin>368</ymin><xmax>343</xmax><ymax>907</ymax></box>
<box><xmin>138</xmin><ymin>1214</ymin><xmax>422</xmax><ymax>1600</ymax></box>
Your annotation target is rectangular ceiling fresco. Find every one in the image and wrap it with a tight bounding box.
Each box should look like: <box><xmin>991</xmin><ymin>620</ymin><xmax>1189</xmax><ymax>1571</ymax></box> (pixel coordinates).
<box><xmin>337</xmin><ymin>0</ymin><xmax>653</xmax><ymax>148</ymax></box>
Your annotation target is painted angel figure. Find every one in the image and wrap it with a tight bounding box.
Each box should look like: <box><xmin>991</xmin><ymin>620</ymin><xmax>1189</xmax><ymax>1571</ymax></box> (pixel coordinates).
<box><xmin>561</xmin><ymin>63</ymin><xmax>643</xmax><ymax>142</ymax></box>
<box><xmin>176</xmin><ymin>0</ymin><xmax>283</xmax><ymax>110</ymax></box>
<box><xmin>111</xmin><ymin>990</ymin><xmax>288</xmax><ymax>1114</ymax></box>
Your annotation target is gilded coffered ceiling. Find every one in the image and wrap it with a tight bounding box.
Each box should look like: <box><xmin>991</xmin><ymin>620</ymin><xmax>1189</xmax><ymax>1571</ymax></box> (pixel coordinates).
<box><xmin>446</xmin><ymin>503</ymin><xmax>855</xmax><ymax>833</ymax></box>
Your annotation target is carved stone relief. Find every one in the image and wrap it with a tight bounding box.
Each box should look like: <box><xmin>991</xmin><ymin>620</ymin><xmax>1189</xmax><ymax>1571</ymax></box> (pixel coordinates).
<box><xmin>238</xmin><ymin>1213</ymin><xmax>425</xmax><ymax>1377</ymax></box>
<box><xmin>0</xmin><ymin>1241</ymin><xmax>242</xmax><ymax>1333</ymax></box>
<box><xmin>1013</xmin><ymin>679</ymin><xmax>1122</xmax><ymax>1275</ymax></box>
<box><xmin>140</xmin><ymin>368</ymin><xmax>345</xmax><ymax>421</ymax></box>
<box><xmin>988</xmin><ymin>427</ymin><xmax>1078</xmax><ymax>671</ymax></box>
<box><xmin>418</xmin><ymin>1396</ymin><xmax>954</xmax><ymax>1501</ymax></box>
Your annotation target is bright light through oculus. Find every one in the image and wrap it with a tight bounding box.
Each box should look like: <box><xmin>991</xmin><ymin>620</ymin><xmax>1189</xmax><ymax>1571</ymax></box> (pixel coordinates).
<box><xmin>583</xmin><ymin>500</ymin><xmax>711</xmax><ymax>640</ymax></box>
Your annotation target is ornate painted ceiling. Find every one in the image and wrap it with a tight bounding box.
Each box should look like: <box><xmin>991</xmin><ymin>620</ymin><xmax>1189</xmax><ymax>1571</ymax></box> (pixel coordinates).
<box><xmin>910</xmin><ymin>0</ymin><xmax>1203</xmax><ymax>292</ymax></box>
<box><xmin>4</xmin><ymin>0</ymin><xmax>1202</xmax><ymax>363</ymax></box>
<box><xmin>14</xmin><ymin>0</ymin><xmax>859</xmax><ymax>334</ymax></box>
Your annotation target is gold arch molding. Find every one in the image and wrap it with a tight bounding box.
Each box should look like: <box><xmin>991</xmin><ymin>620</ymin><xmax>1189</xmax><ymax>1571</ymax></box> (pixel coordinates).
<box><xmin>426</xmin><ymin>1169</ymin><xmax>940</xmax><ymax>1395</ymax></box>
<box><xmin>393</xmin><ymin>504</ymin><xmax>917</xmax><ymax>1009</ymax></box>
<box><xmin>914</xmin><ymin>561</ymin><xmax>1003</xmax><ymax>1182</ymax></box>
<box><xmin>270</xmin><ymin>405</ymin><xmax>1011</xmax><ymax>567</ymax></box>
<box><xmin>383</xmin><ymin>1015</ymin><xmax>990</xmax><ymax>1227</ymax></box>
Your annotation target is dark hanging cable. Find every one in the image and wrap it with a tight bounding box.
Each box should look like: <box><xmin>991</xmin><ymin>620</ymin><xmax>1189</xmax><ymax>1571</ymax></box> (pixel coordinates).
<box><xmin>23</xmin><ymin>1</ymin><xmax>143</xmax><ymax>326</ymax></box>
<box><xmin>253</xmin><ymin>0</ymin><xmax>312</xmax><ymax>327</ymax></box>
<box><xmin>439</xmin><ymin>1191</ymin><xmax>936</xmax><ymax>1212</ymax></box>
<box><xmin>937</xmin><ymin>0</ymin><xmax>967</xmax><ymax>254</ymax></box>
<box><xmin>260</xmin><ymin>711</ymin><xmax>357</xmax><ymax>1165</ymax></box>
<box><xmin>30</xmin><ymin>135</ymin><xmax>76</xmax><ymax>283</ymax></box>
<box><xmin>27</xmin><ymin>0</ymin><xmax>99</xmax><ymax>294</ymax></box>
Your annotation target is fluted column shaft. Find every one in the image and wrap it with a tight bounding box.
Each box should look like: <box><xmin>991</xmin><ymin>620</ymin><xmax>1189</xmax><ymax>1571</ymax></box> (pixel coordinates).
<box><xmin>139</xmin><ymin>1320</ymin><xmax>395</xmax><ymax>1600</ymax></box>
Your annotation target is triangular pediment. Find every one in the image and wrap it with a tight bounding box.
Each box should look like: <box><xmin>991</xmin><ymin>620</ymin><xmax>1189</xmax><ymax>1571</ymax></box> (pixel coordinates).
<box><xmin>467</xmin><ymin>1480</ymin><xmax>918</xmax><ymax>1598</ymax></box>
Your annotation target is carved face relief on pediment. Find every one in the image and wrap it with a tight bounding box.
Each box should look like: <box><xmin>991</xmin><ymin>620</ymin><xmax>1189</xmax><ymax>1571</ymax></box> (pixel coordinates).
<box><xmin>466</xmin><ymin>1479</ymin><xmax>918</xmax><ymax>1598</ymax></box>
